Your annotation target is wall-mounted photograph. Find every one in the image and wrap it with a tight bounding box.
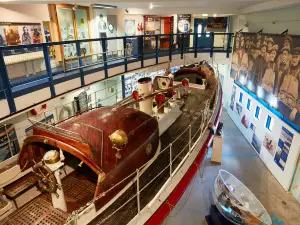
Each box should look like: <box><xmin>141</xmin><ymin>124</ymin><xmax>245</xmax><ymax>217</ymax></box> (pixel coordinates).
<box><xmin>241</xmin><ymin>114</ymin><xmax>249</xmax><ymax>128</ymax></box>
<box><xmin>230</xmin><ymin>85</ymin><xmax>236</xmax><ymax>110</ymax></box>
<box><xmin>263</xmin><ymin>133</ymin><xmax>277</xmax><ymax>157</ymax></box>
<box><xmin>251</xmin><ymin>132</ymin><xmax>262</xmax><ymax>154</ymax></box>
<box><xmin>274</xmin><ymin>126</ymin><xmax>294</xmax><ymax>170</ymax></box>
<box><xmin>235</xmin><ymin>103</ymin><xmax>242</xmax><ymax>115</ymax></box>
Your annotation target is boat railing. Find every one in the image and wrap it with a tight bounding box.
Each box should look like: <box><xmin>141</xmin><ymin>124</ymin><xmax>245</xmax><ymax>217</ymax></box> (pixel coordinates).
<box><xmin>67</xmin><ymin>78</ymin><xmax>220</xmax><ymax>225</ymax></box>
<box><xmin>28</xmin><ymin>118</ymin><xmax>86</xmax><ymax>143</ymax></box>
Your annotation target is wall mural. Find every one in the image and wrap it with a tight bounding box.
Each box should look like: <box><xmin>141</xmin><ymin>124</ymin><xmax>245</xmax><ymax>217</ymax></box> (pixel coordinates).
<box><xmin>0</xmin><ymin>22</ymin><xmax>43</xmax><ymax>47</ymax></box>
<box><xmin>231</xmin><ymin>32</ymin><xmax>300</xmax><ymax>130</ymax></box>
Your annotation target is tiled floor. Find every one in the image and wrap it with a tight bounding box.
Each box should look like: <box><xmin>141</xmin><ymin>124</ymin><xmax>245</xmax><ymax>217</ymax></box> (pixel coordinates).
<box><xmin>163</xmin><ymin>109</ymin><xmax>300</xmax><ymax>225</ymax></box>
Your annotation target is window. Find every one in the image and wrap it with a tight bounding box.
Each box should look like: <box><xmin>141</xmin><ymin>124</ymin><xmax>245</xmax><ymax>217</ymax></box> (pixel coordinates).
<box><xmin>197</xmin><ymin>24</ymin><xmax>202</xmax><ymax>37</ymax></box>
<box><xmin>265</xmin><ymin>115</ymin><xmax>273</xmax><ymax>131</ymax></box>
<box><xmin>247</xmin><ymin>99</ymin><xmax>251</xmax><ymax>111</ymax></box>
<box><xmin>239</xmin><ymin>92</ymin><xmax>243</xmax><ymax>103</ymax></box>
<box><xmin>255</xmin><ymin>106</ymin><xmax>260</xmax><ymax>119</ymax></box>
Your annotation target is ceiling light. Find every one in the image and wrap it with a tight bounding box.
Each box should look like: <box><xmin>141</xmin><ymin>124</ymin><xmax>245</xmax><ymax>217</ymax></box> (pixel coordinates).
<box><xmin>72</xmin><ymin>4</ymin><xmax>78</xmax><ymax>11</ymax></box>
<box><xmin>125</xmin><ymin>8</ymin><xmax>129</xmax><ymax>13</ymax></box>
<box><xmin>213</xmin><ymin>14</ymin><xmax>217</xmax><ymax>17</ymax></box>
<box><xmin>202</xmin><ymin>14</ymin><xmax>208</xmax><ymax>16</ymax></box>
<box><xmin>149</xmin><ymin>3</ymin><xmax>153</xmax><ymax>9</ymax></box>
<box><xmin>91</xmin><ymin>4</ymin><xmax>117</xmax><ymax>8</ymax></box>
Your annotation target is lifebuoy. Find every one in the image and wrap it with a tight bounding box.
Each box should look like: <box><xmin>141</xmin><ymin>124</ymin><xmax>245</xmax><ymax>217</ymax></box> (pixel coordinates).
<box><xmin>30</xmin><ymin>104</ymin><xmax>47</xmax><ymax>116</ymax></box>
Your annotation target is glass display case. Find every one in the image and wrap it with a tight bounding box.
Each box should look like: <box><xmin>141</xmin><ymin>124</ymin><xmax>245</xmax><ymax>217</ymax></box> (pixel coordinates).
<box><xmin>213</xmin><ymin>170</ymin><xmax>272</xmax><ymax>225</ymax></box>
<box><xmin>56</xmin><ymin>5</ymin><xmax>91</xmax><ymax>58</ymax></box>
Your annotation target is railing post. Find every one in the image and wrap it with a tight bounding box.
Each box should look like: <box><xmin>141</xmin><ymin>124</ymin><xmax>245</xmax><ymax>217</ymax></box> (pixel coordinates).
<box><xmin>169</xmin><ymin>143</ymin><xmax>172</xmax><ymax>179</ymax></box>
<box><xmin>75</xmin><ymin>41</ymin><xmax>85</xmax><ymax>86</ymax></box>
<box><xmin>101</xmin><ymin>38</ymin><xmax>108</xmax><ymax>78</ymax></box>
<box><xmin>189</xmin><ymin>124</ymin><xmax>192</xmax><ymax>152</ymax></box>
<box><xmin>169</xmin><ymin>34</ymin><xmax>173</xmax><ymax>61</ymax></box>
<box><xmin>194</xmin><ymin>33</ymin><xmax>198</xmax><ymax>58</ymax></box>
<box><xmin>136</xmin><ymin>169</ymin><xmax>141</xmax><ymax>215</ymax></box>
<box><xmin>210</xmin><ymin>32</ymin><xmax>215</xmax><ymax>58</ymax></box>
<box><xmin>180</xmin><ymin>33</ymin><xmax>184</xmax><ymax>59</ymax></box>
<box><xmin>0</xmin><ymin>49</ymin><xmax>16</xmax><ymax>113</ymax></box>
<box><xmin>139</xmin><ymin>36</ymin><xmax>144</xmax><ymax>68</ymax></box>
<box><xmin>4</xmin><ymin>124</ymin><xmax>13</xmax><ymax>157</ymax></box>
<box><xmin>155</xmin><ymin>35</ymin><xmax>159</xmax><ymax>64</ymax></box>
<box><xmin>226</xmin><ymin>33</ymin><xmax>232</xmax><ymax>58</ymax></box>
<box><xmin>43</xmin><ymin>45</ymin><xmax>56</xmax><ymax>97</ymax></box>
<box><xmin>121</xmin><ymin>75</ymin><xmax>126</xmax><ymax>99</ymax></box>
<box><xmin>123</xmin><ymin>37</ymin><xmax>128</xmax><ymax>72</ymax></box>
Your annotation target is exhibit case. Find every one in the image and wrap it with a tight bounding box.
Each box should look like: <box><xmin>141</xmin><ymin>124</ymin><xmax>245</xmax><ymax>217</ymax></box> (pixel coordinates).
<box><xmin>55</xmin><ymin>4</ymin><xmax>91</xmax><ymax>59</ymax></box>
<box><xmin>213</xmin><ymin>170</ymin><xmax>272</xmax><ymax>225</ymax></box>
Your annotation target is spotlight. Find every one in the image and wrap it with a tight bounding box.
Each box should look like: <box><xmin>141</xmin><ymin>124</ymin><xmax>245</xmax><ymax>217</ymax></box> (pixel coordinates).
<box><xmin>125</xmin><ymin>8</ymin><xmax>129</xmax><ymax>13</ymax></box>
<box><xmin>202</xmin><ymin>14</ymin><xmax>208</xmax><ymax>16</ymax></box>
<box><xmin>239</xmin><ymin>74</ymin><xmax>246</xmax><ymax>85</ymax></box>
<box><xmin>149</xmin><ymin>3</ymin><xmax>153</xmax><ymax>9</ymax></box>
<box><xmin>270</xmin><ymin>95</ymin><xmax>278</xmax><ymax>108</ymax></box>
<box><xmin>257</xmin><ymin>86</ymin><xmax>263</xmax><ymax>99</ymax></box>
<box><xmin>213</xmin><ymin>14</ymin><xmax>217</xmax><ymax>17</ymax></box>
<box><xmin>72</xmin><ymin>4</ymin><xmax>78</xmax><ymax>11</ymax></box>
<box><xmin>247</xmin><ymin>80</ymin><xmax>253</xmax><ymax>91</ymax></box>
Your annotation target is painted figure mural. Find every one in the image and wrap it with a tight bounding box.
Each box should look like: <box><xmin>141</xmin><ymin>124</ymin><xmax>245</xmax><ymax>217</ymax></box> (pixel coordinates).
<box><xmin>231</xmin><ymin>33</ymin><xmax>300</xmax><ymax>128</ymax></box>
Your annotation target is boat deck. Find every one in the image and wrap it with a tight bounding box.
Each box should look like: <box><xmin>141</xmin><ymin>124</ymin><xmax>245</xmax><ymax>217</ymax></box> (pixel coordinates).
<box><xmin>90</xmin><ymin>86</ymin><xmax>220</xmax><ymax>225</ymax></box>
<box><xmin>0</xmin><ymin>84</ymin><xmax>220</xmax><ymax>225</ymax></box>
<box><xmin>1</xmin><ymin>169</ymin><xmax>96</xmax><ymax>225</ymax></box>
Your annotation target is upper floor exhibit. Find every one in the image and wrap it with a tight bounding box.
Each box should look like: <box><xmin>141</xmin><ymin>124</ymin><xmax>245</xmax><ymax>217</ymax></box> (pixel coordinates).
<box><xmin>0</xmin><ymin>1</ymin><xmax>234</xmax><ymax>119</ymax></box>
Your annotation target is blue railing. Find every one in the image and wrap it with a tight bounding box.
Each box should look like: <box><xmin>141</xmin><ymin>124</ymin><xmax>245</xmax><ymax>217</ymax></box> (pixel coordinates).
<box><xmin>0</xmin><ymin>32</ymin><xmax>233</xmax><ymax>115</ymax></box>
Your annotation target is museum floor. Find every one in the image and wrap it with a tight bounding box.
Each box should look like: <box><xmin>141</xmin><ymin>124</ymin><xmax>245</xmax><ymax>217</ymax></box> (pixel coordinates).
<box><xmin>163</xmin><ymin>108</ymin><xmax>300</xmax><ymax>225</ymax></box>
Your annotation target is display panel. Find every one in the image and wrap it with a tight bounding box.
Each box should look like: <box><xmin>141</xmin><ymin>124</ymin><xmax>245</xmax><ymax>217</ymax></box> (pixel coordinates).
<box><xmin>57</xmin><ymin>7</ymin><xmax>77</xmax><ymax>57</ymax></box>
<box><xmin>177</xmin><ymin>14</ymin><xmax>191</xmax><ymax>33</ymax></box>
<box><xmin>125</xmin><ymin>20</ymin><xmax>136</xmax><ymax>36</ymax></box>
<box><xmin>231</xmin><ymin>32</ymin><xmax>300</xmax><ymax>130</ymax></box>
<box><xmin>75</xmin><ymin>8</ymin><xmax>90</xmax><ymax>54</ymax></box>
<box><xmin>0</xmin><ymin>22</ymin><xmax>43</xmax><ymax>47</ymax></box>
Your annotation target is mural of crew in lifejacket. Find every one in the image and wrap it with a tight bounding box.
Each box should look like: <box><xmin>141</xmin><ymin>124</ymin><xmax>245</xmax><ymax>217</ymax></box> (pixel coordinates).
<box><xmin>231</xmin><ymin>32</ymin><xmax>300</xmax><ymax>127</ymax></box>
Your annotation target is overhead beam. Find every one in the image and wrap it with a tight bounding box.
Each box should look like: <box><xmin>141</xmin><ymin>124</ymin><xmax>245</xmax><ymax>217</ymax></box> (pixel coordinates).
<box><xmin>108</xmin><ymin>7</ymin><xmax>237</xmax><ymax>15</ymax></box>
<box><xmin>241</xmin><ymin>0</ymin><xmax>300</xmax><ymax>14</ymax></box>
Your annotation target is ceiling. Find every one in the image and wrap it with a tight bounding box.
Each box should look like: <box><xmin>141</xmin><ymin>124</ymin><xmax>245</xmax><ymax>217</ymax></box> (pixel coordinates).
<box><xmin>1</xmin><ymin>0</ymin><xmax>300</xmax><ymax>15</ymax></box>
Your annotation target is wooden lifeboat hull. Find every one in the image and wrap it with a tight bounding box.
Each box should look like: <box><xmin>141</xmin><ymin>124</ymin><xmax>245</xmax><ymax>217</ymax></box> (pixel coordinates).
<box><xmin>17</xmin><ymin>107</ymin><xmax>159</xmax><ymax>211</ymax></box>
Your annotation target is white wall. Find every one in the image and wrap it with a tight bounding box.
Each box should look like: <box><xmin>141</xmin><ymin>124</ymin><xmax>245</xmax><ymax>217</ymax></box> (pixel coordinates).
<box><xmin>0</xmin><ymin>4</ymin><xmax>49</xmax><ymax>23</ymax></box>
<box><xmin>230</xmin><ymin>5</ymin><xmax>300</xmax><ymax>34</ymax></box>
<box><xmin>227</xmin><ymin>79</ymin><xmax>300</xmax><ymax>191</ymax></box>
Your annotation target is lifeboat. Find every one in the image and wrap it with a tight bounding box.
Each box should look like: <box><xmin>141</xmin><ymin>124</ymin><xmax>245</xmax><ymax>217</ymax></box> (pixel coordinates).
<box><xmin>0</xmin><ymin>61</ymin><xmax>222</xmax><ymax>225</ymax></box>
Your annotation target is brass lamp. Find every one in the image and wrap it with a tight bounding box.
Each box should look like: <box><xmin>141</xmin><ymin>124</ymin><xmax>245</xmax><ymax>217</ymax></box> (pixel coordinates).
<box><xmin>109</xmin><ymin>129</ymin><xmax>128</xmax><ymax>159</ymax></box>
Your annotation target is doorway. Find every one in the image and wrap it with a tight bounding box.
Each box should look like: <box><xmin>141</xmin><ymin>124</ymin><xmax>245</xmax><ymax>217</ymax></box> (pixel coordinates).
<box><xmin>194</xmin><ymin>18</ymin><xmax>211</xmax><ymax>50</ymax></box>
